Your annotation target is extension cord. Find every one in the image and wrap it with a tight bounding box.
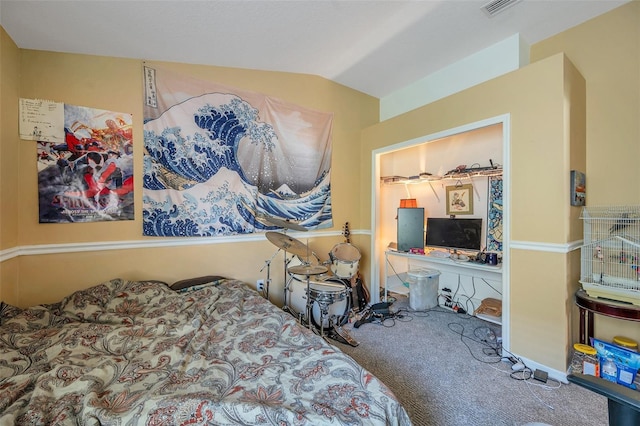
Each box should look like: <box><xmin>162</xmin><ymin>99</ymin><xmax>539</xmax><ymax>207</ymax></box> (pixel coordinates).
<box><xmin>438</xmin><ymin>305</ymin><xmax>467</xmax><ymax>314</ymax></box>
<box><xmin>442</xmin><ymin>292</ymin><xmax>454</xmax><ymax>309</ymax></box>
<box><xmin>441</xmin><ymin>297</ymin><xmax>466</xmax><ymax>314</ymax></box>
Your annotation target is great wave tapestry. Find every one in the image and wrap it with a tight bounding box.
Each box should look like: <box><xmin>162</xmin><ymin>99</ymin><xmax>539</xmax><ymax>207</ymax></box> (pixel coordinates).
<box><xmin>142</xmin><ymin>65</ymin><xmax>333</xmax><ymax>237</ymax></box>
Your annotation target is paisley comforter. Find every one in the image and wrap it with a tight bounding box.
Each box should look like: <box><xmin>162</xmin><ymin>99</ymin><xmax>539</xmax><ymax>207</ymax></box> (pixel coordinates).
<box><xmin>0</xmin><ymin>278</ymin><xmax>410</xmax><ymax>425</ymax></box>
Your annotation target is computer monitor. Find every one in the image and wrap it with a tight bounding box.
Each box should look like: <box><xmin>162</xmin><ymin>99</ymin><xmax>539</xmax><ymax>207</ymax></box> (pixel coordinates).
<box><xmin>425</xmin><ymin>217</ymin><xmax>483</xmax><ymax>251</ymax></box>
<box><xmin>397</xmin><ymin>208</ymin><xmax>425</xmax><ymax>252</ymax></box>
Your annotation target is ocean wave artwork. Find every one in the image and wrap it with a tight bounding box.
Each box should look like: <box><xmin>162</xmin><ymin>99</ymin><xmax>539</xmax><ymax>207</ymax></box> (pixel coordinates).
<box><xmin>487</xmin><ymin>176</ymin><xmax>503</xmax><ymax>252</ymax></box>
<box><xmin>142</xmin><ymin>66</ymin><xmax>333</xmax><ymax>237</ymax></box>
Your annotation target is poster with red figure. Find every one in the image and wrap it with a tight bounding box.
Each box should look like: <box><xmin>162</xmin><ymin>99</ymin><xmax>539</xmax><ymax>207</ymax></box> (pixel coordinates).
<box><xmin>37</xmin><ymin>105</ymin><xmax>134</xmax><ymax>223</ymax></box>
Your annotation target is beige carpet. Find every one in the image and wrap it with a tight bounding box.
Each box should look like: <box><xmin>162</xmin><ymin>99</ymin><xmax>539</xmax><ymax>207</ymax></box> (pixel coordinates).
<box><xmin>331</xmin><ymin>295</ymin><xmax>609</xmax><ymax>426</ymax></box>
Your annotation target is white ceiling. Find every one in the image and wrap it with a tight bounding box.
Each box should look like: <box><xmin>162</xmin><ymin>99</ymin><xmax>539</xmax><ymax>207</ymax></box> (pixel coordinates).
<box><xmin>0</xmin><ymin>0</ymin><xmax>629</xmax><ymax>98</ymax></box>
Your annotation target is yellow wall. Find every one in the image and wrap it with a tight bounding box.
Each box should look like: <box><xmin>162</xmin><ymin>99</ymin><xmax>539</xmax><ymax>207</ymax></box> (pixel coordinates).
<box><xmin>359</xmin><ymin>1</ymin><xmax>640</xmax><ymax>367</ymax></box>
<box><xmin>1</xmin><ymin>46</ymin><xmax>378</xmax><ymax>307</ymax></box>
<box><xmin>0</xmin><ymin>27</ymin><xmax>20</xmax><ymax>303</ymax></box>
<box><xmin>1</xmin><ymin>0</ymin><xmax>639</xmax><ymax>371</ymax></box>
<box><xmin>532</xmin><ymin>0</ymin><xmax>640</xmax><ymax>345</ymax></box>
<box><xmin>17</xmin><ymin>54</ymin><xmax>378</xmax><ymax>245</ymax></box>
<box><xmin>361</xmin><ymin>54</ymin><xmax>585</xmax><ymax>372</ymax></box>
<box><xmin>532</xmin><ymin>0</ymin><xmax>640</xmax><ymax>206</ymax></box>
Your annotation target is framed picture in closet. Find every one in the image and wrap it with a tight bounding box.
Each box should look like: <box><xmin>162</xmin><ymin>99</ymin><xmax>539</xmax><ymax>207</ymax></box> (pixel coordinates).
<box><xmin>446</xmin><ymin>184</ymin><xmax>473</xmax><ymax>215</ymax></box>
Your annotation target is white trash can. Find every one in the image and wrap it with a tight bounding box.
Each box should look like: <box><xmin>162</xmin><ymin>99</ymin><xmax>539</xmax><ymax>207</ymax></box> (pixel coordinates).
<box><xmin>407</xmin><ymin>269</ymin><xmax>440</xmax><ymax>311</ymax></box>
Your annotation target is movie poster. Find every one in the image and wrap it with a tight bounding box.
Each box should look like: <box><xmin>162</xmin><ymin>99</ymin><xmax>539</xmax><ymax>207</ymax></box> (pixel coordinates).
<box><xmin>37</xmin><ymin>105</ymin><xmax>134</xmax><ymax>223</ymax></box>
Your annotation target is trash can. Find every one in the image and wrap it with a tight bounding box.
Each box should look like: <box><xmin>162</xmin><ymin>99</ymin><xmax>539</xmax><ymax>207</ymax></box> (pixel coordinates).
<box><xmin>407</xmin><ymin>269</ymin><xmax>440</xmax><ymax>311</ymax></box>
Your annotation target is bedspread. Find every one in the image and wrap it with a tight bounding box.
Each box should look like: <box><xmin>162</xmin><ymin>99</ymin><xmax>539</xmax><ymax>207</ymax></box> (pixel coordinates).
<box><xmin>0</xmin><ymin>278</ymin><xmax>410</xmax><ymax>425</ymax></box>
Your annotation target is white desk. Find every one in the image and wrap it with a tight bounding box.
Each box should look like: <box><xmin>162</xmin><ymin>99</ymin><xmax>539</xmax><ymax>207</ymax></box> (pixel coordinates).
<box><xmin>383</xmin><ymin>249</ymin><xmax>503</xmax><ymax>323</ymax></box>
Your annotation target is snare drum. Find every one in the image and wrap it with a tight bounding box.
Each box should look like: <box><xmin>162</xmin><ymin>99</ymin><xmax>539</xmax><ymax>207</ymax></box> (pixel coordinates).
<box><xmin>329</xmin><ymin>243</ymin><xmax>361</xmax><ymax>279</ymax></box>
<box><xmin>285</xmin><ymin>277</ymin><xmax>350</xmax><ymax>329</ymax></box>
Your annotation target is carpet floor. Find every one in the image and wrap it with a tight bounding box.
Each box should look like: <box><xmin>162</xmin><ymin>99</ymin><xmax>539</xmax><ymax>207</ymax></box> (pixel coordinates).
<box><xmin>330</xmin><ymin>295</ymin><xmax>609</xmax><ymax>426</ymax></box>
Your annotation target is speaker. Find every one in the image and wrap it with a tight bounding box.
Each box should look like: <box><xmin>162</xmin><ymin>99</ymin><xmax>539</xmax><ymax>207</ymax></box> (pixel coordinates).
<box><xmin>397</xmin><ymin>208</ymin><xmax>425</xmax><ymax>252</ymax></box>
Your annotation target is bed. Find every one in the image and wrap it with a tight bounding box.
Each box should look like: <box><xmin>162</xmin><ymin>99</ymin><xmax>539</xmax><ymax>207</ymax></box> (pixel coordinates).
<box><xmin>0</xmin><ymin>277</ymin><xmax>411</xmax><ymax>425</ymax></box>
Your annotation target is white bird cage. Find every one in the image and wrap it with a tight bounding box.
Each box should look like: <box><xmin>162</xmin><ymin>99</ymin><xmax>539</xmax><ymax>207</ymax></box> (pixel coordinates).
<box><xmin>579</xmin><ymin>206</ymin><xmax>640</xmax><ymax>304</ymax></box>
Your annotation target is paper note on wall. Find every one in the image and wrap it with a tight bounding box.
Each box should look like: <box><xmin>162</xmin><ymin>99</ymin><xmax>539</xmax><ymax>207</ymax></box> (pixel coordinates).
<box><xmin>19</xmin><ymin>98</ymin><xmax>65</xmax><ymax>142</ymax></box>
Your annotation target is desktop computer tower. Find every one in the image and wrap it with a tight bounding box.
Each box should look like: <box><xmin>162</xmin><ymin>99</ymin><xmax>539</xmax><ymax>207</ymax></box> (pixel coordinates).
<box><xmin>397</xmin><ymin>208</ymin><xmax>425</xmax><ymax>252</ymax></box>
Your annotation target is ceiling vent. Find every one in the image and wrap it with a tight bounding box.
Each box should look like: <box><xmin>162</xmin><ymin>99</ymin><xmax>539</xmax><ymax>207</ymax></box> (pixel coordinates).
<box><xmin>482</xmin><ymin>0</ymin><xmax>523</xmax><ymax>17</ymax></box>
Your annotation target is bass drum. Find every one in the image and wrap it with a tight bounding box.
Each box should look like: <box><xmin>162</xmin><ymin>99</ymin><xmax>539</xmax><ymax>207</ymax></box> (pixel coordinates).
<box><xmin>286</xmin><ymin>276</ymin><xmax>351</xmax><ymax>330</ymax></box>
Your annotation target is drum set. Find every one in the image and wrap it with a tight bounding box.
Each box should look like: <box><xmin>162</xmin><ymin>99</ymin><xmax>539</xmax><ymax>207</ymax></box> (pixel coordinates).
<box><xmin>260</xmin><ymin>217</ymin><xmax>361</xmax><ymax>346</ymax></box>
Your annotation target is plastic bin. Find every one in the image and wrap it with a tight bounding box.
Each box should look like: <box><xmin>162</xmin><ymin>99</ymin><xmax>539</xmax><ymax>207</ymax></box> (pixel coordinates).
<box><xmin>407</xmin><ymin>269</ymin><xmax>440</xmax><ymax>311</ymax></box>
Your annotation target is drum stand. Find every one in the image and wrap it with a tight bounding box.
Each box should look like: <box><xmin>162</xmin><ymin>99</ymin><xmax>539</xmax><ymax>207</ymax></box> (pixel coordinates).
<box><xmin>260</xmin><ymin>249</ymin><xmax>281</xmax><ymax>300</ymax></box>
<box><xmin>281</xmin><ymin>254</ymin><xmax>296</xmax><ymax>316</ymax></box>
<box><xmin>303</xmin><ymin>273</ymin><xmax>314</xmax><ymax>330</ymax></box>
<box><xmin>316</xmin><ymin>297</ymin><xmax>331</xmax><ymax>339</ymax></box>
<box><xmin>315</xmin><ymin>308</ymin><xmax>358</xmax><ymax>347</ymax></box>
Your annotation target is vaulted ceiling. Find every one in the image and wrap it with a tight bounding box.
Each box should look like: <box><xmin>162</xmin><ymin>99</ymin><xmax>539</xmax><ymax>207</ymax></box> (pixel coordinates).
<box><xmin>0</xmin><ymin>0</ymin><xmax>629</xmax><ymax>98</ymax></box>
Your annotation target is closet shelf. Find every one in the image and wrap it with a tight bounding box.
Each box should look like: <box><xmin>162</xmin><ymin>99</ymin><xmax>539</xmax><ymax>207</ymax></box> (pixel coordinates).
<box><xmin>381</xmin><ymin>168</ymin><xmax>502</xmax><ymax>185</ymax></box>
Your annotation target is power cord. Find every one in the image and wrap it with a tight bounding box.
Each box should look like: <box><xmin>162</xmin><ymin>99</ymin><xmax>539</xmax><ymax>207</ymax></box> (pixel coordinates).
<box><xmin>369</xmin><ymin>298</ymin><xmax>563</xmax><ymax>411</ymax></box>
<box><xmin>352</xmin><ymin>303</ymin><xmax>412</xmax><ymax>328</ymax></box>
<box><xmin>384</xmin><ymin>256</ymin><xmax>410</xmax><ymax>289</ymax></box>
<box><xmin>480</xmin><ymin>277</ymin><xmax>502</xmax><ymax>295</ymax></box>
<box><xmin>446</xmin><ymin>321</ymin><xmax>503</xmax><ymax>364</ymax></box>
<box><xmin>497</xmin><ymin>346</ymin><xmax>563</xmax><ymax>411</ymax></box>
<box><xmin>393</xmin><ymin>308</ymin><xmax>414</xmax><ymax>322</ymax></box>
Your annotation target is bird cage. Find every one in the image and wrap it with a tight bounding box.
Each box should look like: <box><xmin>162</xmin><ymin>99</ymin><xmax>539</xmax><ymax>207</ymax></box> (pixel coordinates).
<box><xmin>579</xmin><ymin>206</ymin><xmax>640</xmax><ymax>305</ymax></box>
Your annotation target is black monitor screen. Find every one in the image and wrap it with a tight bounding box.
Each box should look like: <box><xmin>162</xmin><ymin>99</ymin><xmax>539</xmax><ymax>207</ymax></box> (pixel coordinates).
<box><xmin>425</xmin><ymin>218</ymin><xmax>483</xmax><ymax>251</ymax></box>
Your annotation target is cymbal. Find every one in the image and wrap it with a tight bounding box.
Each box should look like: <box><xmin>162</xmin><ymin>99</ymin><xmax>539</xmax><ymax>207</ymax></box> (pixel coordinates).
<box><xmin>265</xmin><ymin>231</ymin><xmax>310</xmax><ymax>257</ymax></box>
<box><xmin>263</xmin><ymin>215</ymin><xmax>308</xmax><ymax>232</ymax></box>
<box><xmin>288</xmin><ymin>264</ymin><xmax>328</xmax><ymax>276</ymax></box>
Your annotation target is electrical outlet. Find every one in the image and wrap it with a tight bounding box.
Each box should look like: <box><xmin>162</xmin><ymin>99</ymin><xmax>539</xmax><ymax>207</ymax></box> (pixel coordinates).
<box><xmin>256</xmin><ymin>279</ymin><xmax>265</xmax><ymax>292</ymax></box>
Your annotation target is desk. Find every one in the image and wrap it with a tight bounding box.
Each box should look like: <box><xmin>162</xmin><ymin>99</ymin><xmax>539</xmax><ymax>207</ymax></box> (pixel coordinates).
<box><xmin>574</xmin><ymin>289</ymin><xmax>640</xmax><ymax>345</ymax></box>
<box><xmin>383</xmin><ymin>250</ymin><xmax>502</xmax><ymax>322</ymax></box>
